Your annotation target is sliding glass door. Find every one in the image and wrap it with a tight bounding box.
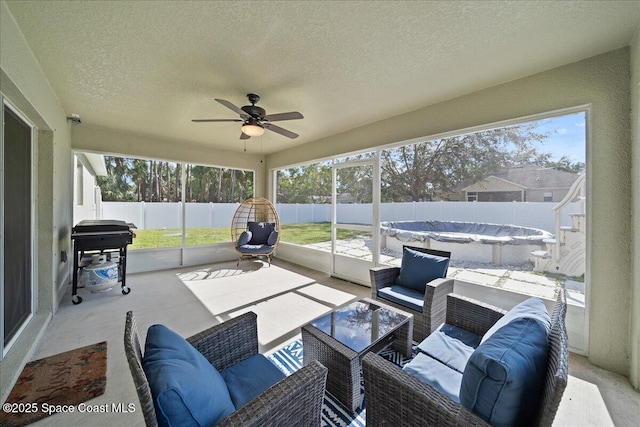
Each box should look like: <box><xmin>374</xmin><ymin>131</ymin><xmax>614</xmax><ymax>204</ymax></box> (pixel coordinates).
<box><xmin>2</xmin><ymin>100</ymin><xmax>34</xmax><ymax>356</ymax></box>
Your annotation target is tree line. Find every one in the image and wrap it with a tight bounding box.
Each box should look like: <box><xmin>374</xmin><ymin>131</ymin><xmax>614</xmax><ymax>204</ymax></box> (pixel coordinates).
<box><xmin>96</xmin><ymin>124</ymin><xmax>583</xmax><ymax>205</ymax></box>
<box><xmin>276</xmin><ymin>124</ymin><xmax>584</xmax><ymax>203</ymax></box>
<box><xmin>96</xmin><ymin>158</ymin><xmax>254</xmax><ymax>203</ymax></box>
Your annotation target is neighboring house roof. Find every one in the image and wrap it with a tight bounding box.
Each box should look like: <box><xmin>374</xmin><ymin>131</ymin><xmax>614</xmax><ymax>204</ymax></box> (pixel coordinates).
<box><xmin>460</xmin><ymin>165</ymin><xmax>580</xmax><ymax>191</ymax></box>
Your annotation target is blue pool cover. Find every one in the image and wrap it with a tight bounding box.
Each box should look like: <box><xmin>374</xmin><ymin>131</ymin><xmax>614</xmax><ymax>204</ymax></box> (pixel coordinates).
<box><xmin>380</xmin><ymin>220</ymin><xmax>553</xmax><ymax>245</ymax></box>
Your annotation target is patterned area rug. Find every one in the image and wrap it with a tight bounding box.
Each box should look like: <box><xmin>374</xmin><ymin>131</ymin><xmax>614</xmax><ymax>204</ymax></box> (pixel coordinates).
<box><xmin>268</xmin><ymin>339</ymin><xmax>414</xmax><ymax>427</ymax></box>
<box><xmin>0</xmin><ymin>341</ymin><xmax>107</xmax><ymax>427</ymax></box>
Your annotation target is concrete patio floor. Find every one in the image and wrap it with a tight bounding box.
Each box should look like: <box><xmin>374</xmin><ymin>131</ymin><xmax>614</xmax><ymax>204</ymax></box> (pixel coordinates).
<box><xmin>24</xmin><ymin>258</ymin><xmax>636</xmax><ymax>426</ymax></box>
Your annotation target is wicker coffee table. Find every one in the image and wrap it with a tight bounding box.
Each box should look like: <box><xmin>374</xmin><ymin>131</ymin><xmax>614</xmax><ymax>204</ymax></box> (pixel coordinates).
<box><xmin>301</xmin><ymin>297</ymin><xmax>413</xmax><ymax>412</ymax></box>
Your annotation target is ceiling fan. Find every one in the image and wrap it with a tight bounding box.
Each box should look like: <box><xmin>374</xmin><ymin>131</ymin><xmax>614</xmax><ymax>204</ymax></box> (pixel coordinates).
<box><xmin>192</xmin><ymin>93</ymin><xmax>303</xmax><ymax>139</ymax></box>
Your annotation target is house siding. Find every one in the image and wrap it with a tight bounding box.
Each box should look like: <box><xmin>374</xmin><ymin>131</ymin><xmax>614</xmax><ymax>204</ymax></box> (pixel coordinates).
<box><xmin>526</xmin><ymin>189</ymin><xmax>570</xmax><ymax>203</ymax></box>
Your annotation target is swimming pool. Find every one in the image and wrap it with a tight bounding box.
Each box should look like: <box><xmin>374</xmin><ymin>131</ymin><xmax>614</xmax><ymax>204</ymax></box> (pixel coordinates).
<box><xmin>380</xmin><ymin>220</ymin><xmax>553</xmax><ymax>265</ymax></box>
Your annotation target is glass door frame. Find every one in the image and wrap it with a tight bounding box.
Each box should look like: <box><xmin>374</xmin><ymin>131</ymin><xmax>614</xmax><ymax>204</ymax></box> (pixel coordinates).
<box><xmin>1</xmin><ymin>96</ymin><xmax>36</xmax><ymax>359</ymax></box>
<box><xmin>330</xmin><ymin>156</ymin><xmax>380</xmax><ymax>284</ymax></box>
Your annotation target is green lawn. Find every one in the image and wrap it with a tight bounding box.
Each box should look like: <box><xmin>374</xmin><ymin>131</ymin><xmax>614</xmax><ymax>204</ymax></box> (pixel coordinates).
<box><xmin>130</xmin><ymin>228</ymin><xmax>231</xmax><ymax>249</ymax></box>
<box><xmin>130</xmin><ymin>223</ymin><xmax>366</xmax><ymax>249</ymax></box>
<box><xmin>279</xmin><ymin>222</ymin><xmax>367</xmax><ymax>244</ymax></box>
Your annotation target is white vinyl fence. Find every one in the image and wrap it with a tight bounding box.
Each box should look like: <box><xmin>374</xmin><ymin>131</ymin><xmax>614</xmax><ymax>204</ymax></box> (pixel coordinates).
<box><xmin>101</xmin><ymin>202</ymin><xmax>239</xmax><ymax>229</ymax></box>
<box><xmin>101</xmin><ymin>201</ymin><xmax>581</xmax><ymax>233</ymax></box>
<box><xmin>277</xmin><ymin>201</ymin><xmax>581</xmax><ymax>233</ymax></box>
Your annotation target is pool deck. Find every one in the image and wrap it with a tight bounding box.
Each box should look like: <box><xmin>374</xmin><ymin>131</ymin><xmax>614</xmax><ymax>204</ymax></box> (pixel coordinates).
<box><xmin>304</xmin><ymin>238</ymin><xmax>585</xmax><ymax>307</ymax></box>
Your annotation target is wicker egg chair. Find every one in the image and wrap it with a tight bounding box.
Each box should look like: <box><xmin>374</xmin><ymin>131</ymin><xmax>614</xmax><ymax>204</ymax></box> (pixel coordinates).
<box><xmin>231</xmin><ymin>197</ymin><xmax>281</xmax><ymax>266</ymax></box>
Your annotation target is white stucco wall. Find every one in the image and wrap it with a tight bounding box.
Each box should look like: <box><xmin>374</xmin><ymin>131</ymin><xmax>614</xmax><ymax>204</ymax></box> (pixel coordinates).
<box><xmin>0</xmin><ymin>1</ymin><xmax>73</xmax><ymax>400</ymax></box>
<box><xmin>630</xmin><ymin>25</ymin><xmax>640</xmax><ymax>389</ymax></box>
<box><xmin>72</xmin><ymin>155</ymin><xmax>99</xmax><ymax>223</ymax></box>
<box><xmin>268</xmin><ymin>48</ymin><xmax>634</xmax><ymax>377</ymax></box>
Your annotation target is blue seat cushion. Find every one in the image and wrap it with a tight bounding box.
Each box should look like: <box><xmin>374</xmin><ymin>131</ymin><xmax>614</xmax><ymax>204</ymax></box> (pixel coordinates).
<box><xmin>481</xmin><ymin>297</ymin><xmax>550</xmax><ymax>344</ymax></box>
<box><xmin>237</xmin><ymin>244</ymin><xmax>275</xmax><ymax>254</ymax></box>
<box><xmin>394</xmin><ymin>247</ymin><xmax>449</xmax><ymax>293</ymax></box>
<box><xmin>247</xmin><ymin>222</ymin><xmax>276</xmax><ymax>245</ymax></box>
<box><xmin>143</xmin><ymin>325</ymin><xmax>235</xmax><ymax>427</ymax></box>
<box><xmin>237</xmin><ymin>230</ymin><xmax>252</xmax><ymax>247</ymax></box>
<box><xmin>403</xmin><ymin>353</ymin><xmax>462</xmax><ymax>403</ymax></box>
<box><xmin>417</xmin><ymin>323</ymin><xmax>481</xmax><ymax>373</ymax></box>
<box><xmin>460</xmin><ymin>317</ymin><xmax>549</xmax><ymax>427</ymax></box>
<box><xmin>221</xmin><ymin>354</ymin><xmax>286</xmax><ymax>409</ymax></box>
<box><xmin>377</xmin><ymin>285</ymin><xmax>424</xmax><ymax>312</ymax></box>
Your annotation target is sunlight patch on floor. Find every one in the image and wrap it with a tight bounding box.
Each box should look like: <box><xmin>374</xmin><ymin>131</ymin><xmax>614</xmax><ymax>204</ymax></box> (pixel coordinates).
<box><xmin>296</xmin><ymin>283</ymin><xmax>357</xmax><ymax>307</ymax></box>
<box><xmin>176</xmin><ymin>263</ymin><xmax>261</xmax><ymax>281</ymax></box>
<box><xmin>230</xmin><ymin>292</ymin><xmax>332</xmax><ymax>346</ymax></box>
<box><xmin>555</xmin><ymin>375</ymin><xmax>615</xmax><ymax>426</ymax></box>
<box><xmin>178</xmin><ymin>263</ymin><xmax>316</xmax><ymax>315</ymax></box>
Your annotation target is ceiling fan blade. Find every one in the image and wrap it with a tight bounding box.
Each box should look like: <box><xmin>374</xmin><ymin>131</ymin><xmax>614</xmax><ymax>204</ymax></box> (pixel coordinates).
<box><xmin>215</xmin><ymin>99</ymin><xmax>248</xmax><ymax>117</ymax></box>
<box><xmin>264</xmin><ymin>111</ymin><xmax>304</xmax><ymax>122</ymax></box>
<box><xmin>264</xmin><ymin>123</ymin><xmax>299</xmax><ymax>139</ymax></box>
<box><xmin>240</xmin><ymin>132</ymin><xmax>250</xmax><ymax>140</ymax></box>
<box><xmin>192</xmin><ymin>119</ymin><xmax>243</xmax><ymax>122</ymax></box>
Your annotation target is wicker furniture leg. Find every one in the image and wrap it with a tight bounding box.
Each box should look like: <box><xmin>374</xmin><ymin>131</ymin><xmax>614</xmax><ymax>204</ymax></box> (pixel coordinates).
<box><xmin>364</xmin><ymin>297</ymin><xmax>414</xmax><ymax>357</ymax></box>
<box><xmin>302</xmin><ymin>324</ymin><xmax>361</xmax><ymax>412</ymax></box>
<box><xmin>391</xmin><ymin>314</ymin><xmax>413</xmax><ymax>357</ymax></box>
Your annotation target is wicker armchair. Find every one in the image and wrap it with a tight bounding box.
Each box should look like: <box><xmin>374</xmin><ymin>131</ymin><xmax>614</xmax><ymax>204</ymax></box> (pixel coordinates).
<box><xmin>370</xmin><ymin>246</ymin><xmax>453</xmax><ymax>341</ymax></box>
<box><xmin>124</xmin><ymin>311</ymin><xmax>328</xmax><ymax>427</ymax></box>
<box><xmin>362</xmin><ymin>289</ymin><xmax>568</xmax><ymax>427</ymax></box>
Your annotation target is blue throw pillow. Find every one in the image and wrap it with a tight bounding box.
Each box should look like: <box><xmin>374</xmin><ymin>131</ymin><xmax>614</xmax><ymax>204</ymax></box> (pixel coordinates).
<box><xmin>481</xmin><ymin>297</ymin><xmax>550</xmax><ymax>344</ymax></box>
<box><xmin>267</xmin><ymin>230</ymin><xmax>279</xmax><ymax>246</ymax></box>
<box><xmin>247</xmin><ymin>222</ymin><xmax>275</xmax><ymax>245</ymax></box>
<box><xmin>460</xmin><ymin>317</ymin><xmax>549</xmax><ymax>427</ymax></box>
<box><xmin>143</xmin><ymin>325</ymin><xmax>235</xmax><ymax>427</ymax></box>
<box><xmin>237</xmin><ymin>231</ymin><xmax>252</xmax><ymax>247</ymax></box>
<box><xmin>395</xmin><ymin>247</ymin><xmax>449</xmax><ymax>293</ymax></box>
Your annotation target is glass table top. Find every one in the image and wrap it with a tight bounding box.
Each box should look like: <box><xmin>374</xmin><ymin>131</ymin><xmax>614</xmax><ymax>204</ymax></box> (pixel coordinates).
<box><xmin>308</xmin><ymin>300</ymin><xmax>409</xmax><ymax>353</ymax></box>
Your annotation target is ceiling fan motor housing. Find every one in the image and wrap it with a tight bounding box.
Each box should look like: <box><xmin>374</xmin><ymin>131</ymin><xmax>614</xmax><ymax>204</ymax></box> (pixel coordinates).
<box><xmin>193</xmin><ymin>93</ymin><xmax>302</xmax><ymax>139</ymax></box>
<box><xmin>241</xmin><ymin>105</ymin><xmax>266</xmax><ymax>119</ymax></box>
<box><xmin>244</xmin><ymin>117</ymin><xmax>262</xmax><ymax>126</ymax></box>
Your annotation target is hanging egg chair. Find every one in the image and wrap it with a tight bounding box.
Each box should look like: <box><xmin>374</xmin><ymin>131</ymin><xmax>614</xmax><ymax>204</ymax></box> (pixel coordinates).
<box><xmin>231</xmin><ymin>197</ymin><xmax>281</xmax><ymax>266</ymax></box>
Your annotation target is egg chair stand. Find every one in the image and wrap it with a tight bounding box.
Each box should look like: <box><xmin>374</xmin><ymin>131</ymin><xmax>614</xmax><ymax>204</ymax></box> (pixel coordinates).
<box><xmin>231</xmin><ymin>197</ymin><xmax>281</xmax><ymax>267</ymax></box>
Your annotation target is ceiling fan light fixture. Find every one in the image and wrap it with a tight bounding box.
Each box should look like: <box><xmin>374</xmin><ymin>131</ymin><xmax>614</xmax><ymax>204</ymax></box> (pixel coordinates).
<box><xmin>241</xmin><ymin>123</ymin><xmax>265</xmax><ymax>136</ymax></box>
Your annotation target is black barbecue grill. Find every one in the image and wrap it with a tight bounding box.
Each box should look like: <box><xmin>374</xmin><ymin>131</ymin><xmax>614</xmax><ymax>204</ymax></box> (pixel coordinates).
<box><xmin>71</xmin><ymin>219</ymin><xmax>135</xmax><ymax>305</ymax></box>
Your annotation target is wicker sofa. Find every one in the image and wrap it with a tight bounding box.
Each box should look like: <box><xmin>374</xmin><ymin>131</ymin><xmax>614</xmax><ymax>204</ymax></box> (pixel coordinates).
<box><xmin>370</xmin><ymin>246</ymin><xmax>453</xmax><ymax>341</ymax></box>
<box><xmin>124</xmin><ymin>311</ymin><xmax>327</xmax><ymax>427</ymax></box>
<box><xmin>363</xmin><ymin>288</ymin><xmax>568</xmax><ymax>427</ymax></box>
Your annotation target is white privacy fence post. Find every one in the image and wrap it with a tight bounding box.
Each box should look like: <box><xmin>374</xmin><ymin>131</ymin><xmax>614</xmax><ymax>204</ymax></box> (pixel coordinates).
<box><xmin>140</xmin><ymin>201</ymin><xmax>145</xmax><ymax>229</ymax></box>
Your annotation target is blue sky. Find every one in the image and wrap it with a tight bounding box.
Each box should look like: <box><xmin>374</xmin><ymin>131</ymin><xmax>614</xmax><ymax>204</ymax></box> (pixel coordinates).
<box><xmin>529</xmin><ymin>111</ymin><xmax>586</xmax><ymax>164</ymax></box>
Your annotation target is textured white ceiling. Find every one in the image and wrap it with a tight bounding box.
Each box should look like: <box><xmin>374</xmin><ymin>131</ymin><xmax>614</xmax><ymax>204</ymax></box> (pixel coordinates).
<box><xmin>5</xmin><ymin>1</ymin><xmax>640</xmax><ymax>154</ymax></box>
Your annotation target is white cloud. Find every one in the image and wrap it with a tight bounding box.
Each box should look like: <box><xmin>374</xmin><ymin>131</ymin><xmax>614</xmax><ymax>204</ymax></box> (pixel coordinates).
<box><xmin>556</xmin><ymin>128</ymin><xmax>568</xmax><ymax>135</ymax></box>
<box><xmin>575</xmin><ymin>122</ymin><xmax>585</xmax><ymax>127</ymax></box>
